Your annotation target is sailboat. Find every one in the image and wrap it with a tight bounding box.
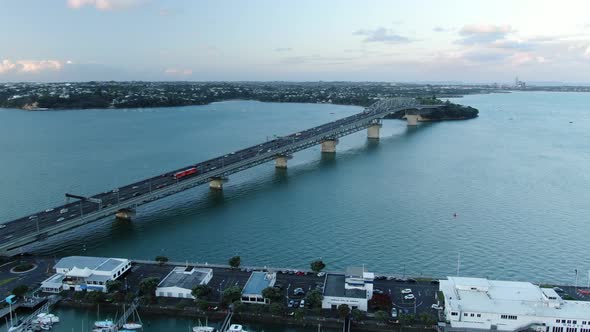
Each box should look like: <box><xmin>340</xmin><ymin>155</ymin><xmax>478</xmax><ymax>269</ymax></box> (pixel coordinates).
<box><xmin>193</xmin><ymin>318</ymin><xmax>215</xmax><ymax>332</ymax></box>
<box><xmin>94</xmin><ymin>304</ymin><xmax>116</xmax><ymax>330</ymax></box>
<box><xmin>121</xmin><ymin>303</ymin><xmax>143</xmax><ymax>330</ymax></box>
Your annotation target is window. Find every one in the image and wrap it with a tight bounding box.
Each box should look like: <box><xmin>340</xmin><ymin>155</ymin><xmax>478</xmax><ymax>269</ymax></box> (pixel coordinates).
<box><xmin>451</xmin><ymin>312</ymin><xmax>458</xmax><ymax>316</ymax></box>
<box><xmin>464</xmin><ymin>313</ymin><xmax>468</xmax><ymax>317</ymax></box>
<box><xmin>566</xmin><ymin>328</ymin><xmax>576</xmax><ymax>332</ymax></box>
<box><xmin>574</xmin><ymin>321</ymin><xmax>578</xmax><ymax>325</ymax></box>
<box><xmin>568</xmin><ymin>321</ymin><xmax>572</xmax><ymax>324</ymax></box>
<box><xmin>477</xmin><ymin>314</ymin><xmax>481</xmax><ymax>317</ymax></box>
<box><xmin>471</xmin><ymin>313</ymin><xmax>475</xmax><ymax>317</ymax></box>
<box><xmin>501</xmin><ymin>315</ymin><xmax>517</xmax><ymax>320</ymax></box>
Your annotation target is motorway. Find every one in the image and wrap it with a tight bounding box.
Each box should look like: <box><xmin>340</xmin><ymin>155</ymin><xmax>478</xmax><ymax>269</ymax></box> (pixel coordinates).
<box><xmin>0</xmin><ymin>98</ymin><xmax>431</xmax><ymax>252</ymax></box>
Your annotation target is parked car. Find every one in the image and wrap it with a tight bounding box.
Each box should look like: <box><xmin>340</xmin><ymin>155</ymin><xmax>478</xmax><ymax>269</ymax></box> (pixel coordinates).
<box><xmin>431</xmin><ymin>304</ymin><xmax>442</xmax><ymax>310</ymax></box>
<box><xmin>295</xmin><ymin>271</ymin><xmax>305</xmax><ymax>276</ymax></box>
<box><xmin>375</xmin><ymin>275</ymin><xmax>387</xmax><ymax>280</ymax></box>
<box><xmin>373</xmin><ymin>288</ymin><xmax>384</xmax><ymax>295</ymax></box>
<box><xmin>45</xmin><ymin>208</ymin><xmax>54</xmax><ymax>212</ymax></box>
<box><xmin>406</xmin><ymin>278</ymin><xmax>417</xmax><ymax>283</ymax></box>
<box><xmin>0</xmin><ymin>224</ymin><xmax>6</xmax><ymax>229</ymax></box>
<box><xmin>553</xmin><ymin>287</ymin><xmax>565</xmax><ymax>293</ymax></box>
<box><xmin>430</xmin><ymin>280</ymin><xmax>440</xmax><ymax>285</ymax></box>
<box><xmin>60</xmin><ymin>208</ymin><xmax>68</xmax><ymax>214</ymax></box>
<box><xmin>401</xmin><ymin>288</ymin><xmax>412</xmax><ymax>294</ymax></box>
<box><xmin>404</xmin><ymin>294</ymin><xmax>415</xmax><ymax>301</ymax></box>
<box><xmin>273</xmin><ymin>283</ymin><xmax>283</xmax><ymax>290</ymax></box>
<box><xmin>28</xmin><ymin>215</ymin><xmax>38</xmax><ymax>220</ymax></box>
<box><xmin>391</xmin><ymin>308</ymin><xmax>398</xmax><ymax>318</ymax></box>
<box><xmin>317</xmin><ymin>272</ymin><xmax>326</xmax><ymax>277</ymax></box>
<box><xmin>293</xmin><ymin>288</ymin><xmax>305</xmax><ymax>296</ymax></box>
<box><xmin>288</xmin><ymin>300</ymin><xmax>294</xmax><ymax>308</ymax></box>
<box><xmin>299</xmin><ymin>299</ymin><xmax>305</xmax><ymax>307</ymax></box>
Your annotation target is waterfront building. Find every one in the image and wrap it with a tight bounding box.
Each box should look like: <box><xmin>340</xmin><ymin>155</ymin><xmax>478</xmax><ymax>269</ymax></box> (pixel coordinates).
<box><xmin>321</xmin><ymin>266</ymin><xmax>374</xmax><ymax>311</ymax></box>
<box><xmin>156</xmin><ymin>266</ymin><xmax>213</xmax><ymax>299</ymax></box>
<box><xmin>439</xmin><ymin>276</ymin><xmax>590</xmax><ymax>332</ymax></box>
<box><xmin>241</xmin><ymin>271</ymin><xmax>276</xmax><ymax>304</ymax></box>
<box><xmin>41</xmin><ymin>256</ymin><xmax>131</xmax><ymax>293</ymax></box>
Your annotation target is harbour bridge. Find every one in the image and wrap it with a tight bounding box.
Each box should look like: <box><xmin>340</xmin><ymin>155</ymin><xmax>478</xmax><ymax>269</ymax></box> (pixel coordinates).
<box><xmin>0</xmin><ymin>97</ymin><xmax>442</xmax><ymax>256</ymax></box>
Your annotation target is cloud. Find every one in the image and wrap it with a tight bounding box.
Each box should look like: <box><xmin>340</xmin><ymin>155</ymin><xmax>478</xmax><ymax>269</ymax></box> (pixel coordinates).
<box><xmin>458</xmin><ymin>24</ymin><xmax>514</xmax><ymax>44</ymax></box>
<box><xmin>164</xmin><ymin>68</ymin><xmax>193</xmax><ymax>75</ymax></box>
<box><xmin>275</xmin><ymin>48</ymin><xmax>293</xmax><ymax>52</ymax></box>
<box><xmin>0</xmin><ymin>59</ymin><xmax>64</xmax><ymax>74</ymax></box>
<box><xmin>433</xmin><ymin>26</ymin><xmax>447</xmax><ymax>32</ymax></box>
<box><xmin>67</xmin><ymin>0</ymin><xmax>142</xmax><ymax>11</ymax></box>
<box><xmin>353</xmin><ymin>27</ymin><xmax>412</xmax><ymax>44</ymax></box>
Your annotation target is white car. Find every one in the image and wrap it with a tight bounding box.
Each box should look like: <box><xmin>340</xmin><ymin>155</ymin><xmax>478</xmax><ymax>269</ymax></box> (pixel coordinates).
<box><xmin>317</xmin><ymin>272</ymin><xmax>326</xmax><ymax>277</ymax></box>
<box><xmin>404</xmin><ymin>294</ymin><xmax>415</xmax><ymax>301</ymax></box>
<box><xmin>60</xmin><ymin>208</ymin><xmax>68</xmax><ymax>214</ymax></box>
<box><xmin>45</xmin><ymin>208</ymin><xmax>54</xmax><ymax>212</ymax></box>
<box><xmin>0</xmin><ymin>224</ymin><xmax>6</xmax><ymax>229</ymax></box>
<box><xmin>431</xmin><ymin>304</ymin><xmax>442</xmax><ymax>310</ymax></box>
<box><xmin>57</xmin><ymin>217</ymin><xmax>65</xmax><ymax>222</ymax></box>
<box><xmin>401</xmin><ymin>288</ymin><xmax>412</xmax><ymax>294</ymax></box>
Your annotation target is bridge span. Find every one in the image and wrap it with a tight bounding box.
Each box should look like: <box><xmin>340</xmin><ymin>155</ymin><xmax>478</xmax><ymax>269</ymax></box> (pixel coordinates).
<box><xmin>0</xmin><ymin>98</ymin><xmax>441</xmax><ymax>256</ymax></box>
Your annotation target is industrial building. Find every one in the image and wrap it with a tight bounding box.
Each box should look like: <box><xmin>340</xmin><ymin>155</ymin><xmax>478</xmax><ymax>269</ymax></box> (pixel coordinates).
<box><xmin>41</xmin><ymin>256</ymin><xmax>131</xmax><ymax>293</ymax></box>
<box><xmin>439</xmin><ymin>276</ymin><xmax>590</xmax><ymax>332</ymax></box>
<box><xmin>241</xmin><ymin>271</ymin><xmax>276</xmax><ymax>304</ymax></box>
<box><xmin>156</xmin><ymin>266</ymin><xmax>213</xmax><ymax>299</ymax></box>
<box><xmin>321</xmin><ymin>266</ymin><xmax>374</xmax><ymax>311</ymax></box>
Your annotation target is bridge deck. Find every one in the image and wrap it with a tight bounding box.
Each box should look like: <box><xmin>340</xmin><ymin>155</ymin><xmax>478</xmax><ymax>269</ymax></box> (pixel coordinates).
<box><xmin>0</xmin><ymin>98</ymin><xmax>440</xmax><ymax>255</ymax></box>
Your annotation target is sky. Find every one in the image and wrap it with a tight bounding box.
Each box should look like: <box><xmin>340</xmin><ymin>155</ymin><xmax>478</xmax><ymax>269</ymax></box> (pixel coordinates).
<box><xmin>1</xmin><ymin>0</ymin><xmax>590</xmax><ymax>83</ymax></box>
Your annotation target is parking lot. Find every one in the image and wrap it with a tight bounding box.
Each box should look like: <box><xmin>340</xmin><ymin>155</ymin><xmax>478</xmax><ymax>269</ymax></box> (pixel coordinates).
<box><xmin>373</xmin><ymin>278</ymin><xmax>439</xmax><ymax>315</ymax></box>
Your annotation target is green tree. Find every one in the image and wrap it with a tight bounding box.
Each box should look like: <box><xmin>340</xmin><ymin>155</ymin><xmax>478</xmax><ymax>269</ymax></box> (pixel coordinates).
<box><xmin>310</xmin><ymin>260</ymin><xmax>326</xmax><ymax>273</ymax></box>
<box><xmin>418</xmin><ymin>312</ymin><xmax>437</xmax><ymax>326</ymax></box>
<box><xmin>375</xmin><ymin>310</ymin><xmax>390</xmax><ymax>323</ymax></box>
<box><xmin>337</xmin><ymin>304</ymin><xmax>350</xmax><ymax>318</ymax></box>
<box><xmin>86</xmin><ymin>291</ymin><xmax>105</xmax><ymax>303</ymax></box>
<box><xmin>232</xmin><ymin>301</ymin><xmax>245</xmax><ymax>313</ymax></box>
<box><xmin>155</xmin><ymin>256</ymin><xmax>169</xmax><ymax>265</ymax></box>
<box><xmin>139</xmin><ymin>277</ymin><xmax>160</xmax><ymax>297</ymax></box>
<box><xmin>106</xmin><ymin>280</ymin><xmax>123</xmax><ymax>293</ymax></box>
<box><xmin>269</xmin><ymin>303</ymin><xmax>285</xmax><ymax>315</ymax></box>
<box><xmin>305</xmin><ymin>289</ymin><xmax>323</xmax><ymax>308</ymax></box>
<box><xmin>12</xmin><ymin>285</ymin><xmax>29</xmax><ymax>297</ymax></box>
<box><xmin>196</xmin><ymin>299</ymin><xmax>209</xmax><ymax>311</ymax></box>
<box><xmin>261</xmin><ymin>287</ymin><xmax>283</xmax><ymax>303</ymax></box>
<box><xmin>192</xmin><ymin>285</ymin><xmax>212</xmax><ymax>299</ymax></box>
<box><xmin>228</xmin><ymin>256</ymin><xmax>241</xmax><ymax>269</ymax></box>
<box><xmin>293</xmin><ymin>308</ymin><xmax>305</xmax><ymax>320</ymax></box>
<box><xmin>399</xmin><ymin>313</ymin><xmax>415</xmax><ymax>325</ymax></box>
<box><xmin>351</xmin><ymin>308</ymin><xmax>365</xmax><ymax>321</ymax></box>
<box><xmin>223</xmin><ymin>286</ymin><xmax>242</xmax><ymax>304</ymax></box>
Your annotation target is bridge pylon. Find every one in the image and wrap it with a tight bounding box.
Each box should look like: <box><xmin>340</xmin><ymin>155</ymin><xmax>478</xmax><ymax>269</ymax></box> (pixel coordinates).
<box><xmin>321</xmin><ymin>139</ymin><xmax>338</xmax><ymax>153</ymax></box>
<box><xmin>367</xmin><ymin>123</ymin><xmax>382</xmax><ymax>139</ymax></box>
<box><xmin>274</xmin><ymin>155</ymin><xmax>293</xmax><ymax>169</ymax></box>
<box><xmin>209</xmin><ymin>177</ymin><xmax>228</xmax><ymax>190</ymax></box>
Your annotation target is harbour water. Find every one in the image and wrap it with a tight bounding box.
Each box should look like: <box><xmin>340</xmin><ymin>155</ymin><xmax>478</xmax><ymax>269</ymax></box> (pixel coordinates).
<box><xmin>1</xmin><ymin>91</ymin><xmax>589</xmax><ymax>287</ymax></box>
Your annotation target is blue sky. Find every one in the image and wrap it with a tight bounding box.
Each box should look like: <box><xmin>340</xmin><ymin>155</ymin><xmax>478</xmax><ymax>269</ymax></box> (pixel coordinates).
<box><xmin>1</xmin><ymin>0</ymin><xmax>589</xmax><ymax>83</ymax></box>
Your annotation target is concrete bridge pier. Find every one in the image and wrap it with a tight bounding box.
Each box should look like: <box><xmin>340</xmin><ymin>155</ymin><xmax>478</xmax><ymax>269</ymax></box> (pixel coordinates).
<box><xmin>367</xmin><ymin>123</ymin><xmax>382</xmax><ymax>139</ymax></box>
<box><xmin>209</xmin><ymin>177</ymin><xmax>227</xmax><ymax>190</ymax></box>
<box><xmin>405</xmin><ymin>114</ymin><xmax>420</xmax><ymax>126</ymax></box>
<box><xmin>115</xmin><ymin>208</ymin><xmax>135</xmax><ymax>221</ymax></box>
<box><xmin>275</xmin><ymin>155</ymin><xmax>293</xmax><ymax>169</ymax></box>
<box><xmin>321</xmin><ymin>139</ymin><xmax>339</xmax><ymax>153</ymax></box>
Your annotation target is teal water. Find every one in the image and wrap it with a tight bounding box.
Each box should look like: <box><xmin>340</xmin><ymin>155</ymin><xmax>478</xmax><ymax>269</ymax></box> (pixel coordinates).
<box><xmin>1</xmin><ymin>92</ymin><xmax>589</xmax><ymax>286</ymax></box>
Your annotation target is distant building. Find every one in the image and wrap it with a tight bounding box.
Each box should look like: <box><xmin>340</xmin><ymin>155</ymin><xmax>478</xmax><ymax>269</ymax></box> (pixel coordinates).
<box><xmin>241</xmin><ymin>271</ymin><xmax>276</xmax><ymax>304</ymax></box>
<box><xmin>439</xmin><ymin>276</ymin><xmax>590</xmax><ymax>332</ymax></box>
<box><xmin>321</xmin><ymin>266</ymin><xmax>374</xmax><ymax>311</ymax></box>
<box><xmin>156</xmin><ymin>266</ymin><xmax>213</xmax><ymax>299</ymax></box>
<box><xmin>41</xmin><ymin>256</ymin><xmax>131</xmax><ymax>293</ymax></box>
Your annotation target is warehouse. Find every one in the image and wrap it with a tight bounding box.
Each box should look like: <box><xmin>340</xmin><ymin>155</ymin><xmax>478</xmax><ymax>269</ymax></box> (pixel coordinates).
<box><xmin>440</xmin><ymin>276</ymin><xmax>590</xmax><ymax>332</ymax></box>
<box><xmin>156</xmin><ymin>266</ymin><xmax>213</xmax><ymax>299</ymax></box>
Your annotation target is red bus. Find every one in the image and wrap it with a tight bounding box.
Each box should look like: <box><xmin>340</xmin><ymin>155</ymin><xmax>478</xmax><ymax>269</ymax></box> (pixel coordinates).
<box><xmin>174</xmin><ymin>167</ymin><xmax>198</xmax><ymax>179</ymax></box>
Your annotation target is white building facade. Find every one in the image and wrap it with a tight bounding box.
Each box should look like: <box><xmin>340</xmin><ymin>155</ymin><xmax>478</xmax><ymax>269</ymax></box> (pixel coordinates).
<box><xmin>321</xmin><ymin>266</ymin><xmax>374</xmax><ymax>312</ymax></box>
<box><xmin>440</xmin><ymin>277</ymin><xmax>590</xmax><ymax>332</ymax></box>
<box><xmin>42</xmin><ymin>256</ymin><xmax>131</xmax><ymax>293</ymax></box>
<box><xmin>241</xmin><ymin>271</ymin><xmax>276</xmax><ymax>304</ymax></box>
<box><xmin>156</xmin><ymin>267</ymin><xmax>213</xmax><ymax>299</ymax></box>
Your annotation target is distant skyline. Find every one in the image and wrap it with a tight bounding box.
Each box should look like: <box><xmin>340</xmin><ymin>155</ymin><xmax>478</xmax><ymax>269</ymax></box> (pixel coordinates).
<box><xmin>1</xmin><ymin>0</ymin><xmax>590</xmax><ymax>83</ymax></box>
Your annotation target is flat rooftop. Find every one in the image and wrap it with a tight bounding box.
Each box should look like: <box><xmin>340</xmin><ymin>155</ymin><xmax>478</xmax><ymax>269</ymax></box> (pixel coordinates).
<box><xmin>158</xmin><ymin>267</ymin><xmax>212</xmax><ymax>289</ymax></box>
<box><xmin>441</xmin><ymin>276</ymin><xmax>590</xmax><ymax>319</ymax></box>
<box><xmin>242</xmin><ymin>271</ymin><xmax>275</xmax><ymax>296</ymax></box>
<box><xmin>324</xmin><ymin>274</ymin><xmax>366</xmax><ymax>299</ymax></box>
<box><xmin>55</xmin><ymin>256</ymin><xmax>127</xmax><ymax>272</ymax></box>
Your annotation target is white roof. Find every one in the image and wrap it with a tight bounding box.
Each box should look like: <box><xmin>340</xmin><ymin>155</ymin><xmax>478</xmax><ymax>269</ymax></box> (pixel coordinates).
<box><xmin>441</xmin><ymin>276</ymin><xmax>590</xmax><ymax>319</ymax></box>
<box><xmin>67</xmin><ymin>267</ymin><xmax>93</xmax><ymax>278</ymax></box>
